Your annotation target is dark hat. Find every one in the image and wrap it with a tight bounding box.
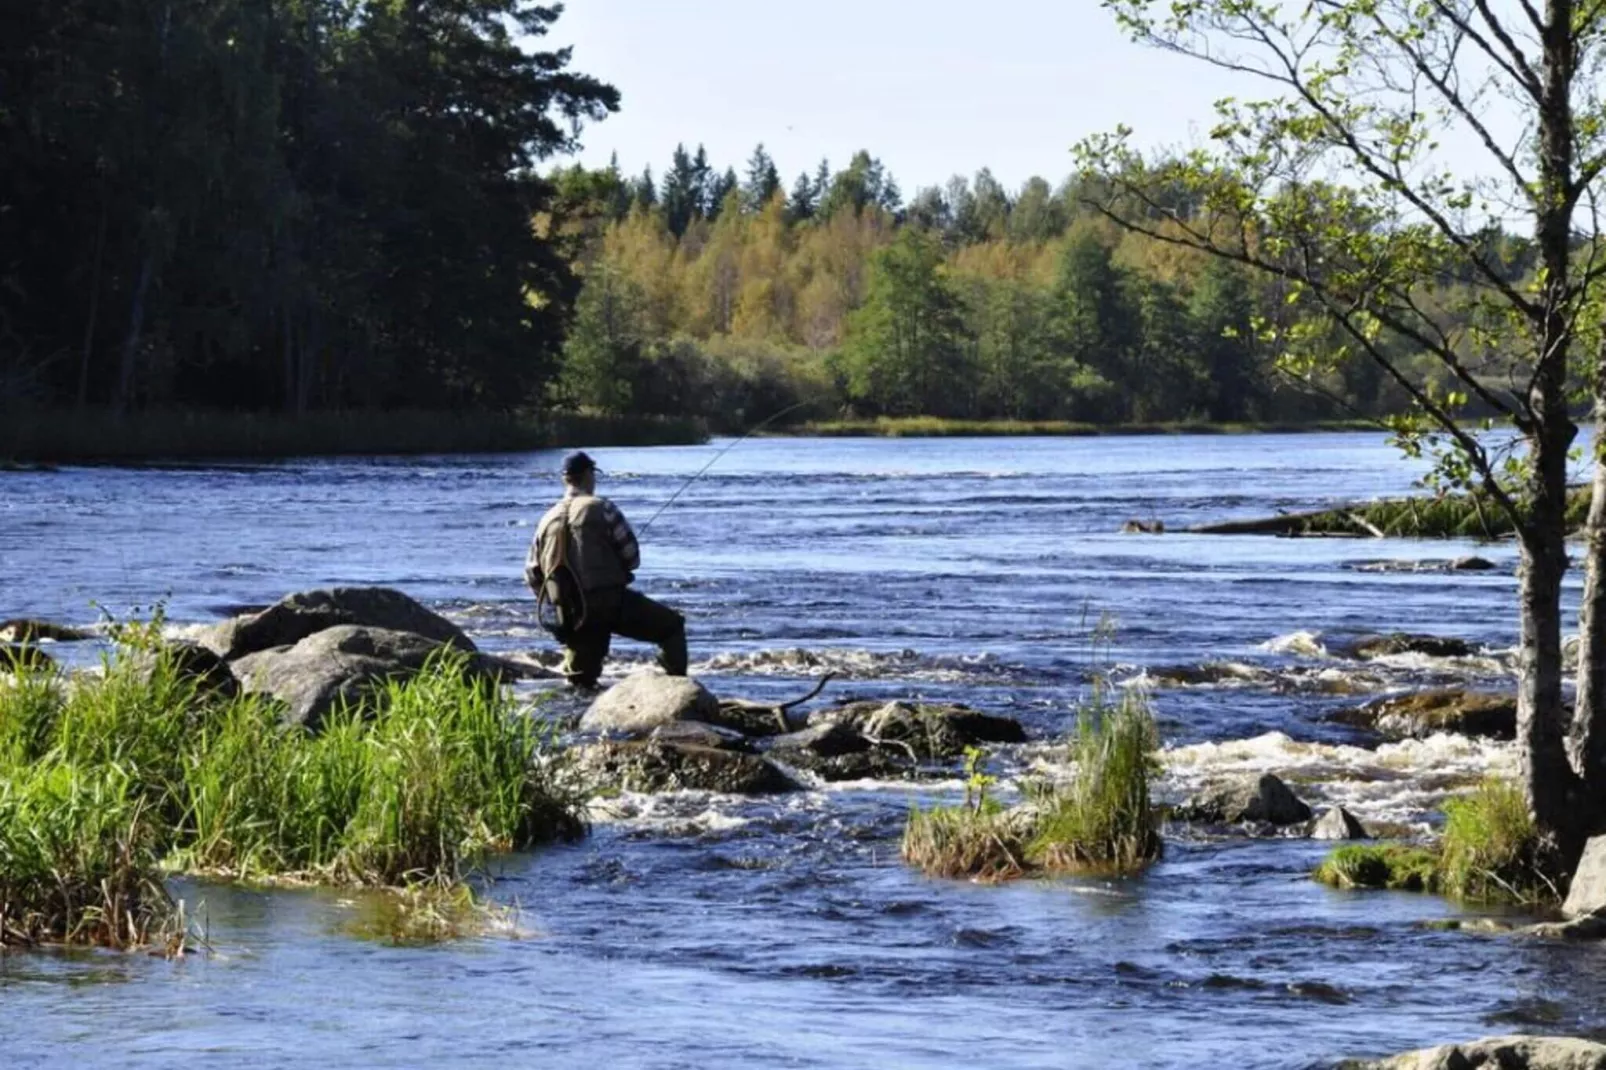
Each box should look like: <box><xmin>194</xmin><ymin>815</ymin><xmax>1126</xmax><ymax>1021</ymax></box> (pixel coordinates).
<box><xmin>562</xmin><ymin>451</ymin><xmax>599</xmax><ymax>478</ymax></box>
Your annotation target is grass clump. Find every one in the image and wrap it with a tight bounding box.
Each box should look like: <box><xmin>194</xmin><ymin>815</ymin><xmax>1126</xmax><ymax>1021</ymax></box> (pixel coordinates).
<box><xmin>0</xmin><ymin>643</ymin><xmax>586</xmax><ymax>951</ymax></box>
<box><xmin>1439</xmin><ymin>780</ymin><xmax>1549</xmax><ymax>903</ymax></box>
<box><xmin>1313</xmin><ymin>780</ymin><xmax>1553</xmax><ymax>904</ymax></box>
<box><xmin>1314</xmin><ymin>844</ymin><xmax>1441</xmax><ymax>892</ymax></box>
<box><xmin>902</xmin><ymin>689</ymin><xmax>1162</xmax><ymax>882</ymax></box>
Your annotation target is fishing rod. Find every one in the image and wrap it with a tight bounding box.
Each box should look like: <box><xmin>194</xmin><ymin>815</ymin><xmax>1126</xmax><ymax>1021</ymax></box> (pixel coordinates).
<box><xmin>636</xmin><ymin>399</ymin><xmax>815</xmax><ymax>534</ymax></box>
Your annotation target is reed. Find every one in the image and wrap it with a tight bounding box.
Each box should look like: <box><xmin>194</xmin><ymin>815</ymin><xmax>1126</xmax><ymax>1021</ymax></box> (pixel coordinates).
<box><xmin>1314</xmin><ymin>844</ymin><xmax>1441</xmax><ymax>892</ymax></box>
<box><xmin>1438</xmin><ymin>779</ymin><xmax>1549</xmax><ymax>903</ymax></box>
<box><xmin>902</xmin><ymin>801</ymin><xmax>1029</xmax><ymax>882</ymax></box>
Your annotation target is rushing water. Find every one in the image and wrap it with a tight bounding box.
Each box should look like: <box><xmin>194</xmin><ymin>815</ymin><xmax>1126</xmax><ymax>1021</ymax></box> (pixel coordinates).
<box><xmin>3</xmin><ymin>433</ymin><xmax>1605</xmax><ymax>1069</ymax></box>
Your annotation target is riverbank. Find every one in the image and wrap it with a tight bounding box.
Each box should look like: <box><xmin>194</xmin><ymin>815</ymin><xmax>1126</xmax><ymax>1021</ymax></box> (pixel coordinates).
<box><xmin>0</xmin><ymin>409</ymin><xmax>707</xmax><ymax>463</ymax></box>
<box><xmin>786</xmin><ymin>416</ymin><xmax>1382</xmax><ymax>437</ymax></box>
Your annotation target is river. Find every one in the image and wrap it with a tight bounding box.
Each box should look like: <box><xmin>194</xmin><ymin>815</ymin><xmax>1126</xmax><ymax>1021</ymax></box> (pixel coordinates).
<box><xmin>2</xmin><ymin>433</ymin><xmax>1603</xmax><ymax>1068</ymax></box>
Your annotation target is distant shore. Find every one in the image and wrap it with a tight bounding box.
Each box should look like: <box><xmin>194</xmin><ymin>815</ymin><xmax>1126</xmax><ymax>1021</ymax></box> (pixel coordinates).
<box><xmin>779</xmin><ymin>416</ymin><xmax>1383</xmax><ymax>438</ymax></box>
<box><xmin>0</xmin><ymin>410</ymin><xmax>708</xmax><ymax>464</ymax></box>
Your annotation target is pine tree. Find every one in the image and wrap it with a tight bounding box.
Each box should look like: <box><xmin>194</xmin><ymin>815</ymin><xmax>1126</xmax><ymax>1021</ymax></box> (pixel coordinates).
<box><xmin>742</xmin><ymin>144</ymin><xmax>782</xmax><ymax>213</ymax></box>
<box><xmin>787</xmin><ymin>170</ymin><xmax>818</xmax><ymax>223</ymax></box>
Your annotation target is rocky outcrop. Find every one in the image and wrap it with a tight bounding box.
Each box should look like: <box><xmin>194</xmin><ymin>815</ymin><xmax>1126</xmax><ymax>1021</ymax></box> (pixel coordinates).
<box><xmin>0</xmin><ymin>619</ymin><xmax>91</xmax><ymax>643</ymax></box>
<box><xmin>1311</xmin><ymin>806</ymin><xmax>1368</xmax><ymax>840</ymax></box>
<box><xmin>766</xmin><ymin>719</ymin><xmax>916</xmax><ymax>782</ymax></box>
<box><xmin>574</xmin><ymin>739</ymin><xmax>800</xmax><ymax>795</ymax></box>
<box><xmin>810</xmin><ymin>700</ymin><xmax>1026</xmax><ymax>760</ymax></box>
<box><xmin>1564</xmin><ymin>836</ymin><xmax>1606</xmax><ymax>919</ymax></box>
<box><xmin>579</xmin><ymin>673</ymin><xmax>722</xmax><ymax>735</ymax></box>
<box><xmin>1331</xmin><ymin>689</ymin><xmax>1516</xmax><ymax>741</ymax></box>
<box><xmin>200</xmin><ymin>587</ymin><xmax>473</xmax><ymax>661</ymax></box>
<box><xmin>1339</xmin><ymin>633</ymin><xmax>1472</xmax><ymax>660</ymax></box>
<box><xmin>1174</xmin><ymin>773</ymin><xmax>1313</xmax><ymax>826</ymax></box>
<box><xmin>1344</xmin><ymin>1035</ymin><xmax>1606</xmax><ymax>1070</ymax></box>
<box><xmin>232</xmin><ymin>624</ymin><xmax>480</xmax><ymax>729</ymax></box>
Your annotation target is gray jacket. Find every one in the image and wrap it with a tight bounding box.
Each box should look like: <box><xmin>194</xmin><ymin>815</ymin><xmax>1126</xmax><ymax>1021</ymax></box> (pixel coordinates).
<box><xmin>525</xmin><ymin>493</ymin><xmax>641</xmax><ymax>594</ymax></box>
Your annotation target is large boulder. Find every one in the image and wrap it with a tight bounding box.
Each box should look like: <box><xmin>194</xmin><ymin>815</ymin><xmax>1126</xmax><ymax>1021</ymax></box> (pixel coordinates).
<box><xmin>579</xmin><ymin>673</ymin><xmax>721</xmax><ymax>736</ymax></box>
<box><xmin>1174</xmin><ymin>773</ymin><xmax>1313</xmax><ymax>826</ymax></box>
<box><xmin>231</xmin><ymin>624</ymin><xmax>480</xmax><ymax>729</ymax></box>
<box><xmin>574</xmin><ymin>740</ymin><xmax>800</xmax><ymax>795</ymax></box>
<box><xmin>809</xmin><ymin>700</ymin><xmax>1026</xmax><ymax>760</ymax></box>
<box><xmin>200</xmin><ymin>587</ymin><xmax>473</xmax><ymax>661</ymax></box>
<box><xmin>1331</xmin><ymin>689</ymin><xmax>1516</xmax><ymax>741</ymax></box>
<box><xmin>1564</xmin><ymin>836</ymin><xmax>1606</xmax><ymax>919</ymax></box>
<box><xmin>1340</xmin><ymin>633</ymin><xmax>1472</xmax><ymax>660</ymax></box>
<box><xmin>127</xmin><ymin>639</ymin><xmax>239</xmax><ymax>698</ymax></box>
<box><xmin>1344</xmin><ymin>1035</ymin><xmax>1606</xmax><ymax>1070</ymax></box>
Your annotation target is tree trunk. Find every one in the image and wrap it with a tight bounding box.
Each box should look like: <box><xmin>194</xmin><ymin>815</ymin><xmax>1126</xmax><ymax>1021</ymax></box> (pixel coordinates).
<box><xmin>1573</xmin><ymin>358</ymin><xmax>1606</xmax><ymax>827</ymax></box>
<box><xmin>113</xmin><ymin>248</ymin><xmax>156</xmax><ymax>418</ymax></box>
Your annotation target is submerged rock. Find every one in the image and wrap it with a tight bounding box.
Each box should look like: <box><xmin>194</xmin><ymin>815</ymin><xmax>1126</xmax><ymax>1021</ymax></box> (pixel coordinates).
<box><xmin>1451</xmin><ymin>556</ymin><xmax>1497</xmax><ymax>571</ymax></box>
<box><xmin>201</xmin><ymin>586</ymin><xmax>474</xmax><ymax>661</ymax></box>
<box><xmin>1175</xmin><ymin>773</ymin><xmax>1313</xmax><ymax>827</ymax></box>
<box><xmin>1564</xmin><ymin>836</ymin><xmax>1606</xmax><ymax>920</ymax></box>
<box><xmin>574</xmin><ymin>740</ymin><xmax>800</xmax><ymax>795</ymax></box>
<box><xmin>579</xmin><ymin>672</ymin><xmax>722</xmax><ymax>736</ymax></box>
<box><xmin>1339</xmin><ymin>633</ymin><xmax>1472</xmax><ymax>660</ymax></box>
<box><xmin>810</xmin><ymin>700</ymin><xmax>1026</xmax><ymax>760</ymax></box>
<box><xmin>1331</xmin><ymin>689</ymin><xmax>1516</xmax><ymax>741</ymax></box>
<box><xmin>1343</xmin><ymin>1035</ymin><xmax>1606</xmax><ymax>1070</ymax></box>
<box><xmin>0</xmin><ymin>618</ymin><xmax>91</xmax><ymax>643</ymax></box>
<box><xmin>232</xmin><ymin>624</ymin><xmax>478</xmax><ymax>729</ymax></box>
<box><xmin>648</xmin><ymin>721</ymin><xmax>754</xmax><ymax>752</ymax></box>
<box><xmin>1311</xmin><ymin>806</ymin><xmax>1369</xmax><ymax>841</ymax></box>
<box><xmin>1121</xmin><ymin>519</ymin><xmax>1165</xmax><ymax>534</ymax></box>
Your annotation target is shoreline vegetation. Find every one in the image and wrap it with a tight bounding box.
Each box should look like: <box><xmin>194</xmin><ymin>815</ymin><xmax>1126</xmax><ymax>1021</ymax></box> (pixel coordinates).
<box><xmin>0</xmin><ymin>410</ymin><xmax>707</xmax><ymax>464</ymax></box>
<box><xmin>0</xmin><ymin>640</ymin><xmax>583</xmax><ymax>951</ymax></box>
<box><xmin>1193</xmin><ymin>488</ymin><xmax>1591</xmax><ymax>540</ymax></box>
<box><xmin>0</xmin><ymin>410</ymin><xmax>1397</xmax><ymax>465</ymax></box>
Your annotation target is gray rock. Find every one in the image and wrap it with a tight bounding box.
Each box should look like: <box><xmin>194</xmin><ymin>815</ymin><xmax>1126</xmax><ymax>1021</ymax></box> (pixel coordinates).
<box><xmin>705</xmin><ymin>699</ymin><xmax>796</xmax><ymax>737</ymax></box>
<box><xmin>127</xmin><ymin>639</ymin><xmax>239</xmax><ymax>698</ymax></box>
<box><xmin>1450</xmin><ymin>556</ymin><xmax>1497</xmax><ymax>571</ymax></box>
<box><xmin>231</xmin><ymin>625</ymin><xmax>480</xmax><ymax>729</ymax></box>
<box><xmin>579</xmin><ymin>672</ymin><xmax>721</xmax><ymax>736</ymax></box>
<box><xmin>766</xmin><ymin>719</ymin><xmax>915</xmax><ymax>782</ymax></box>
<box><xmin>1522</xmin><ymin>913</ymin><xmax>1606</xmax><ymax>941</ymax></box>
<box><xmin>1311</xmin><ymin>806</ymin><xmax>1369</xmax><ymax>840</ymax></box>
<box><xmin>810</xmin><ymin>700</ymin><xmax>1026</xmax><ymax>760</ymax></box>
<box><xmin>1564</xmin><ymin>836</ymin><xmax>1606</xmax><ymax>919</ymax></box>
<box><xmin>574</xmin><ymin>740</ymin><xmax>800</xmax><ymax>795</ymax></box>
<box><xmin>1330</xmin><ymin>689</ymin><xmax>1515</xmax><ymax>741</ymax></box>
<box><xmin>1175</xmin><ymin>773</ymin><xmax>1313</xmax><ymax>826</ymax></box>
<box><xmin>648</xmin><ymin>721</ymin><xmax>754</xmax><ymax>752</ymax></box>
<box><xmin>1343</xmin><ymin>1035</ymin><xmax>1606</xmax><ymax>1070</ymax></box>
<box><xmin>200</xmin><ymin>587</ymin><xmax>474</xmax><ymax>661</ymax></box>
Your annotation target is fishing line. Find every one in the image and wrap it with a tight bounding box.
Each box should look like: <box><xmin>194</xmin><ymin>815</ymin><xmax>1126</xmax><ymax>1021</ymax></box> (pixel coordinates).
<box><xmin>636</xmin><ymin>399</ymin><xmax>817</xmax><ymax>535</ymax></box>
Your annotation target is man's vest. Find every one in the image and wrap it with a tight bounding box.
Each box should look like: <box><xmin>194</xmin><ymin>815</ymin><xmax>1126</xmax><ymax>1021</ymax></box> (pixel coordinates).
<box><xmin>534</xmin><ymin>495</ymin><xmax>633</xmax><ymax>592</ymax></box>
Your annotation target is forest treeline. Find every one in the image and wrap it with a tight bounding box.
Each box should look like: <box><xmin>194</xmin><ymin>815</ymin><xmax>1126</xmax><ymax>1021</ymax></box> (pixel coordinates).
<box><xmin>549</xmin><ymin>145</ymin><xmax>1540</xmax><ymax>431</ymax></box>
<box><xmin>1</xmin><ymin>0</ymin><xmax>616</xmax><ymax>416</ymax></box>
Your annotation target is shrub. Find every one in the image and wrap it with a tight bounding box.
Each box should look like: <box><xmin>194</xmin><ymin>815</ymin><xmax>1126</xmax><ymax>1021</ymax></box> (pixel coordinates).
<box><xmin>902</xmin><ymin>800</ymin><xmax>1028</xmax><ymax>882</ymax></box>
<box><xmin>1439</xmin><ymin>780</ymin><xmax>1549</xmax><ymax>903</ymax></box>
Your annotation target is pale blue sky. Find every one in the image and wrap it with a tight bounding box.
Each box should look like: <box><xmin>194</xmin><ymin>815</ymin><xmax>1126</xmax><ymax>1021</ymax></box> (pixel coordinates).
<box><xmin>549</xmin><ymin>0</ymin><xmax>1256</xmax><ymax>193</ymax></box>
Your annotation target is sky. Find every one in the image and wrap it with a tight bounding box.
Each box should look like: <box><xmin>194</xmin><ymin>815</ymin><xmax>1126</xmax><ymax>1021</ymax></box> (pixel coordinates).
<box><xmin>546</xmin><ymin>0</ymin><xmax>1259</xmax><ymax>195</ymax></box>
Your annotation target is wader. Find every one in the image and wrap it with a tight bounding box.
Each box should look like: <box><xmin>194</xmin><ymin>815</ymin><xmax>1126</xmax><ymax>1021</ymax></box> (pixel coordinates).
<box><xmin>561</xmin><ymin>585</ymin><xmax>688</xmax><ymax>688</ymax></box>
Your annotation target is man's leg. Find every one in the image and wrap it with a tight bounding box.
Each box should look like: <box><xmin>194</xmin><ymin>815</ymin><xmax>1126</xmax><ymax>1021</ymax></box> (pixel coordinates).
<box><xmin>561</xmin><ymin>624</ymin><xmax>611</xmax><ymax>688</ymax></box>
<box><xmin>614</xmin><ymin>588</ymin><xmax>688</xmax><ymax>676</ymax></box>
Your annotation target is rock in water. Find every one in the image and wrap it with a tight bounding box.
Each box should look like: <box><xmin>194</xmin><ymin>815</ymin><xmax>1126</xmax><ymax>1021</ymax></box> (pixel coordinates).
<box><xmin>1343</xmin><ymin>1035</ymin><xmax>1606</xmax><ymax>1070</ymax></box>
<box><xmin>0</xmin><ymin>619</ymin><xmax>91</xmax><ymax>643</ymax></box>
<box><xmin>1564</xmin><ymin>836</ymin><xmax>1606</xmax><ymax>919</ymax></box>
<box><xmin>1341</xmin><ymin>633</ymin><xmax>1472</xmax><ymax>660</ymax></box>
<box><xmin>766</xmin><ymin>719</ymin><xmax>915</xmax><ymax>782</ymax></box>
<box><xmin>201</xmin><ymin>587</ymin><xmax>474</xmax><ymax>661</ymax></box>
<box><xmin>1175</xmin><ymin>773</ymin><xmax>1313</xmax><ymax>826</ymax></box>
<box><xmin>231</xmin><ymin>625</ymin><xmax>477</xmax><ymax>729</ymax></box>
<box><xmin>574</xmin><ymin>740</ymin><xmax>799</xmax><ymax>795</ymax></box>
<box><xmin>1331</xmin><ymin>689</ymin><xmax>1516</xmax><ymax>741</ymax></box>
<box><xmin>1450</xmin><ymin>556</ymin><xmax>1496</xmax><ymax>571</ymax></box>
<box><xmin>580</xmin><ymin>673</ymin><xmax>722</xmax><ymax>735</ymax></box>
<box><xmin>810</xmin><ymin>700</ymin><xmax>1026</xmax><ymax>760</ymax></box>
<box><xmin>1311</xmin><ymin>806</ymin><xmax>1369</xmax><ymax>840</ymax></box>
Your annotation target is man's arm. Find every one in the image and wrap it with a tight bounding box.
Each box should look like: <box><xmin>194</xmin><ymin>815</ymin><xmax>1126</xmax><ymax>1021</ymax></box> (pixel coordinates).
<box><xmin>523</xmin><ymin>525</ymin><xmax>545</xmax><ymax>595</ymax></box>
<box><xmin>601</xmin><ymin>499</ymin><xmax>641</xmax><ymax>575</ymax></box>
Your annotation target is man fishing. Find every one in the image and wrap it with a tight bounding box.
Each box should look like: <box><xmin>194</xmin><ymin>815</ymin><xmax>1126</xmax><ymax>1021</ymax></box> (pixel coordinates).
<box><xmin>525</xmin><ymin>451</ymin><xmax>688</xmax><ymax>689</ymax></box>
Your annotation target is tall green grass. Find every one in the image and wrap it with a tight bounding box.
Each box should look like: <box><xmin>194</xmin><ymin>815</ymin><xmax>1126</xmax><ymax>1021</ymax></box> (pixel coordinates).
<box><xmin>902</xmin><ymin>688</ymin><xmax>1162</xmax><ymax>881</ymax></box>
<box><xmin>0</xmin><ymin>645</ymin><xmax>586</xmax><ymax>950</ymax></box>
<box><xmin>1294</xmin><ymin>488</ymin><xmax>1590</xmax><ymax>539</ymax></box>
<box><xmin>1314</xmin><ymin>779</ymin><xmax>1552</xmax><ymax>904</ymax></box>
